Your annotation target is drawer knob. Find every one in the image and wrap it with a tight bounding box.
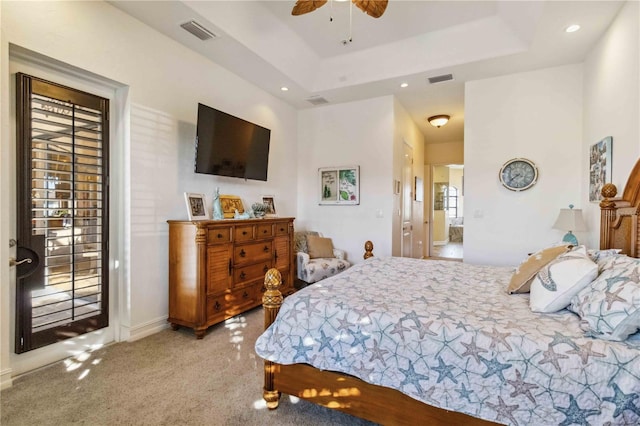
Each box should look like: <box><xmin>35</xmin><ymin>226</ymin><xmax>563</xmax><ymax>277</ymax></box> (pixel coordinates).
<box><xmin>263</xmin><ymin>246</ymin><xmax>269</xmax><ymax>253</ymax></box>
<box><xmin>217</xmin><ymin>233</ymin><xmax>223</xmax><ymax>239</ymax></box>
<box><xmin>214</xmin><ymin>301</ymin><xmax>221</xmax><ymax>311</ymax></box>
<box><xmin>239</xmin><ymin>249</ymin><xmax>246</xmax><ymax>257</ymax></box>
<box><xmin>240</xmin><ymin>271</ymin><xmax>246</xmax><ymax>280</ymax></box>
<box><xmin>263</xmin><ymin>265</ymin><xmax>269</xmax><ymax>273</ymax></box>
<box><xmin>263</xmin><ymin>229</ymin><xmax>268</xmax><ymax>234</ymax></box>
<box><xmin>279</xmin><ymin>227</ymin><xmax>284</xmax><ymax>232</ymax></box>
<box><xmin>242</xmin><ymin>231</ymin><xmax>247</xmax><ymax>236</ymax></box>
<box><xmin>242</xmin><ymin>291</ymin><xmax>249</xmax><ymax>299</ymax></box>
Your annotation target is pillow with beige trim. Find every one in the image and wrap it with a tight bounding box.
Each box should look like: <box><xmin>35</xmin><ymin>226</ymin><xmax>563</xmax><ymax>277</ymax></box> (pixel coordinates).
<box><xmin>307</xmin><ymin>235</ymin><xmax>335</xmax><ymax>259</ymax></box>
<box><xmin>529</xmin><ymin>245</ymin><xmax>598</xmax><ymax>313</ymax></box>
<box><xmin>507</xmin><ymin>244</ymin><xmax>572</xmax><ymax>294</ymax></box>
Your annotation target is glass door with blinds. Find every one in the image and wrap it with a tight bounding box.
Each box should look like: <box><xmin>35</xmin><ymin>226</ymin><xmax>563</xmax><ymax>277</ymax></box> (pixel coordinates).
<box><xmin>15</xmin><ymin>73</ymin><xmax>109</xmax><ymax>353</ymax></box>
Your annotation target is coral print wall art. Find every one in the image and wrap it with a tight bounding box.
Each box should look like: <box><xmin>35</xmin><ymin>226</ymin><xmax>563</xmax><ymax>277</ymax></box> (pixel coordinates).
<box><xmin>319</xmin><ymin>166</ymin><xmax>360</xmax><ymax>205</ymax></box>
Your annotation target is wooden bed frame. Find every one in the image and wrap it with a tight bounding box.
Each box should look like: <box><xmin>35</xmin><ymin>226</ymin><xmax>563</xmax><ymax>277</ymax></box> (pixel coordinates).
<box><xmin>260</xmin><ymin>159</ymin><xmax>640</xmax><ymax>425</ymax></box>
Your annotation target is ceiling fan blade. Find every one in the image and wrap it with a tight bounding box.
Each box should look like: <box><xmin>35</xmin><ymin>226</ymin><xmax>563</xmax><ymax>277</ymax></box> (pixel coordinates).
<box><xmin>353</xmin><ymin>0</ymin><xmax>388</xmax><ymax>18</ymax></box>
<box><xmin>292</xmin><ymin>0</ymin><xmax>328</xmax><ymax>16</ymax></box>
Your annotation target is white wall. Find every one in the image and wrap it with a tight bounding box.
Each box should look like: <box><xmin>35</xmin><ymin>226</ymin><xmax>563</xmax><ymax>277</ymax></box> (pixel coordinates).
<box><xmin>1</xmin><ymin>1</ymin><xmax>298</xmax><ymax>382</ymax></box>
<box><xmin>582</xmin><ymin>0</ymin><xmax>640</xmax><ymax>248</ymax></box>
<box><xmin>425</xmin><ymin>141</ymin><xmax>464</xmax><ymax>165</ymax></box>
<box><xmin>297</xmin><ymin>96</ymin><xmax>394</xmax><ymax>261</ymax></box>
<box><xmin>464</xmin><ymin>64</ymin><xmax>584</xmax><ymax>266</ymax></box>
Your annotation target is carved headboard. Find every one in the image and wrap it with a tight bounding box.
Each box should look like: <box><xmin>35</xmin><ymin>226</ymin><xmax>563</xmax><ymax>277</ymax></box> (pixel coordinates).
<box><xmin>600</xmin><ymin>159</ymin><xmax>640</xmax><ymax>257</ymax></box>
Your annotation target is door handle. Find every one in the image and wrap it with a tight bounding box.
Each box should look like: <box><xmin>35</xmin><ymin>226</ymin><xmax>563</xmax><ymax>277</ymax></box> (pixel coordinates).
<box><xmin>10</xmin><ymin>257</ymin><xmax>33</xmax><ymax>267</ymax></box>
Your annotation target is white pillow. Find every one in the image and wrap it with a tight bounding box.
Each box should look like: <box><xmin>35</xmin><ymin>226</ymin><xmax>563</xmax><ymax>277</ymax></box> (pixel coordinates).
<box><xmin>570</xmin><ymin>258</ymin><xmax>640</xmax><ymax>341</ymax></box>
<box><xmin>530</xmin><ymin>246</ymin><xmax>598</xmax><ymax>313</ymax></box>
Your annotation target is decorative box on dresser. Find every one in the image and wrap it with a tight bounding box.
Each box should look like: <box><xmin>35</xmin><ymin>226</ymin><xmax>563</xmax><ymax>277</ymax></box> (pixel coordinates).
<box><xmin>167</xmin><ymin>217</ymin><xmax>295</xmax><ymax>338</ymax></box>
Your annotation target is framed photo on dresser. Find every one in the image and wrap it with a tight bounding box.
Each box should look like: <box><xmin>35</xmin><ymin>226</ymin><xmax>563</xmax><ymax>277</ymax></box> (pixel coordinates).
<box><xmin>184</xmin><ymin>192</ymin><xmax>209</xmax><ymax>220</ymax></box>
<box><xmin>262</xmin><ymin>196</ymin><xmax>276</xmax><ymax>216</ymax></box>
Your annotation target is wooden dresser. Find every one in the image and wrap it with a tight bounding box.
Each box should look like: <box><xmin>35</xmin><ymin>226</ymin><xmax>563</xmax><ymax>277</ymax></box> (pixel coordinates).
<box><xmin>167</xmin><ymin>217</ymin><xmax>295</xmax><ymax>338</ymax></box>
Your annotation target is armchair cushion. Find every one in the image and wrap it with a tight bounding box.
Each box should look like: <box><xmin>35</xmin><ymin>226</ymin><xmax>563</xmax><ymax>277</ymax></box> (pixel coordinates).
<box><xmin>294</xmin><ymin>231</ymin><xmax>319</xmax><ymax>253</ymax></box>
<box><xmin>297</xmin><ymin>254</ymin><xmax>350</xmax><ymax>284</ymax></box>
<box><xmin>307</xmin><ymin>235</ymin><xmax>335</xmax><ymax>259</ymax></box>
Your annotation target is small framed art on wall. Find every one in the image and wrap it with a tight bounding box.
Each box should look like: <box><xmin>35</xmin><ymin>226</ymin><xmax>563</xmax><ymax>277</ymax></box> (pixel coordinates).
<box><xmin>319</xmin><ymin>166</ymin><xmax>360</xmax><ymax>205</ymax></box>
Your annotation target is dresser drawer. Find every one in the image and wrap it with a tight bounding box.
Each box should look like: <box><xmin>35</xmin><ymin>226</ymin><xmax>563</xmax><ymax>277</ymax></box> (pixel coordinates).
<box><xmin>274</xmin><ymin>222</ymin><xmax>289</xmax><ymax>236</ymax></box>
<box><xmin>207</xmin><ymin>227</ymin><xmax>231</xmax><ymax>244</ymax></box>
<box><xmin>234</xmin><ymin>261</ymin><xmax>272</xmax><ymax>287</ymax></box>
<box><xmin>256</xmin><ymin>223</ymin><xmax>273</xmax><ymax>239</ymax></box>
<box><xmin>234</xmin><ymin>241</ymin><xmax>272</xmax><ymax>264</ymax></box>
<box><xmin>235</xmin><ymin>225</ymin><xmax>254</xmax><ymax>242</ymax></box>
<box><xmin>206</xmin><ymin>294</ymin><xmax>226</xmax><ymax>323</ymax></box>
<box><xmin>227</xmin><ymin>285</ymin><xmax>259</xmax><ymax>315</ymax></box>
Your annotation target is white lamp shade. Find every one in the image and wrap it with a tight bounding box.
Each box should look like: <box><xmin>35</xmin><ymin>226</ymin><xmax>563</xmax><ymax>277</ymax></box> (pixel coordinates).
<box><xmin>553</xmin><ymin>208</ymin><xmax>587</xmax><ymax>232</ymax></box>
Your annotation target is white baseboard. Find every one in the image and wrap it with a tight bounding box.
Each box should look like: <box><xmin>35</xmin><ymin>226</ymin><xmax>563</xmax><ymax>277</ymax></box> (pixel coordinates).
<box><xmin>433</xmin><ymin>239</ymin><xmax>450</xmax><ymax>246</ymax></box>
<box><xmin>127</xmin><ymin>316</ymin><xmax>169</xmax><ymax>342</ymax></box>
<box><xmin>1</xmin><ymin>368</ymin><xmax>13</xmax><ymax>390</ymax></box>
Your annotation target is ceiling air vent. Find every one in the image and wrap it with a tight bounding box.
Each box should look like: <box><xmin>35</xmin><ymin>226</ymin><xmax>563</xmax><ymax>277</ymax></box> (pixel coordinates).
<box><xmin>180</xmin><ymin>20</ymin><xmax>218</xmax><ymax>41</ymax></box>
<box><xmin>306</xmin><ymin>96</ymin><xmax>329</xmax><ymax>106</ymax></box>
<box><xmin>428</xmin><ymin>74</ymin><xmax>454</xmax><ymax>84</ymax></box>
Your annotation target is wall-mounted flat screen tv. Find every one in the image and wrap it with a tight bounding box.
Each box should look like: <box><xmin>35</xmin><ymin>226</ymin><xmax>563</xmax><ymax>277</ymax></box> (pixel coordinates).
<box><xmin>195</xmin><ymin>103</ymin><xmax>271</xmax><ymax>181</ymax></box>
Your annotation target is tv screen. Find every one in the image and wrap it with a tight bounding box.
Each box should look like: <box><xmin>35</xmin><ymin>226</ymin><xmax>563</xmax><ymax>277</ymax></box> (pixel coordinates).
<box><xmin>195</xmin><ymin>103</ymin><xmax>271</xmax><ymax>181</ymax></box>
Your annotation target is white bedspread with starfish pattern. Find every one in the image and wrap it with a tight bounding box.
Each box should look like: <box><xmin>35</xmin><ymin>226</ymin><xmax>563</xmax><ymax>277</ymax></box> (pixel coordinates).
<box><xmin>255</xmin><ymin>257</ymin><xmax>640</xmax><ymax>425</ymax></box>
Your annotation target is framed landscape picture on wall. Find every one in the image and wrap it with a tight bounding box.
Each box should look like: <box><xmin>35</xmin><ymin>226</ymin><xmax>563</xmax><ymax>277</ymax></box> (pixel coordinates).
<box><xmin>319</xmin><ymin>166</ymin><xmax>360</xmax><ymax>205</ymax></box>
<box><xmin>589</xmin><ymin>136</ymin><xmax>612</xmax><ymax>202</ymax></box>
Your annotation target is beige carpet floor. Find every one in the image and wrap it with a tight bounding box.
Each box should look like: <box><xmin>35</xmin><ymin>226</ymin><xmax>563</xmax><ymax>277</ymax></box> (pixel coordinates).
<box><xmin>1</xmin><ymin>307</ymin><xmax>377</xmax><ymax>425</ymax></box>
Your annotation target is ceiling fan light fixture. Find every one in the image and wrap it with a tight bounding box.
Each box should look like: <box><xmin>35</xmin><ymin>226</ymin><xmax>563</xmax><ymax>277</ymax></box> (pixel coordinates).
<box><xmin>428</xmin><ymin>115</ymin><xmax>450</xmax><ymax>128</ymax></box>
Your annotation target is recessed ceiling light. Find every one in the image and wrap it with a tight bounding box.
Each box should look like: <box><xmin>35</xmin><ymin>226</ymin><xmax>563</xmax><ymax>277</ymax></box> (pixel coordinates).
<box><xmin>280</xmin><ymin>86</ymin><xmax>289</xmax><ymax>92</ymax></box>
<box><xmin>400</xmin><ymin>83</ymin><xmax>409</xmax><ymax>88</ymax></box>
<box><xmin>565</xmin><ymin>24</ymin><xmax>581</xmax><ymax>33</ymax></box>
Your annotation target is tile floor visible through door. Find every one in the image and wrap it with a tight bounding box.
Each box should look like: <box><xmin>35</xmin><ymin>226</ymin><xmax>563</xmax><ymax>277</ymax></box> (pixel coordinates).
<box><xmin>430</xmin><ymin>242</ymin><xmax>463</xmax><ymax>260</ymax></box>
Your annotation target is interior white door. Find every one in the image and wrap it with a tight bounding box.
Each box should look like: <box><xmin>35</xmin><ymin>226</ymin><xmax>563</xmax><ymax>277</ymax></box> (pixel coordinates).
<box><xmin>401</xmin><ymin>144</ymin><xmax>413</xmax><ymax>257</ymax></box>
<box><xmin>423</xmin><ymin>165</ymin><xmax>431</xmax><ymax>258</ymax></box>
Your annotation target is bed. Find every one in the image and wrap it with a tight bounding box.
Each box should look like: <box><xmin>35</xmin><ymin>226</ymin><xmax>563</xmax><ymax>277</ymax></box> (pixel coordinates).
<box><xmin>255</xmin><ymin>161</ymin><xmax>640</xmax><ymax>425</ymax></box>
<box><xmin>449</xmin><ymin>217</ymin><xmax>464</xmax><ymax>242</ymax></box>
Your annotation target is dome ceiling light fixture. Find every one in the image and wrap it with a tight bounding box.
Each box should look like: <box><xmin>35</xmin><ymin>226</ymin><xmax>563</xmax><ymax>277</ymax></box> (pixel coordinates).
<box><xmin>428</xmin><ymin>115</ymin><xmax>450</xmax><ymax>128</ymax></box>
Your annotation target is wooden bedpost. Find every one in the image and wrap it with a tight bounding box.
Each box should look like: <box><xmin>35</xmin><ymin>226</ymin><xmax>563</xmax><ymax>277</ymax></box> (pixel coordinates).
<box><xmin>262</xmin><ymin>268</ymin><xmax>283</xmax><ymax>409</ymax></box>
<box><xmin>600</xmin><ymin>183</ymin><xmax>618</xmax><ymax>250</ymax></box>
<box><xmin>364</xmin><ymin>240</ymin><xmax>374</xmax><ymax>259</ymax></box>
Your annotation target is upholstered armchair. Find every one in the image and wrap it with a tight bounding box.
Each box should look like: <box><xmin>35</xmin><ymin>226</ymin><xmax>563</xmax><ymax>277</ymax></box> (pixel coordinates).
<box><xmin>294</xmin><ymin>231</ymin><xmax>351</xmax><ymax>284</ymax></box>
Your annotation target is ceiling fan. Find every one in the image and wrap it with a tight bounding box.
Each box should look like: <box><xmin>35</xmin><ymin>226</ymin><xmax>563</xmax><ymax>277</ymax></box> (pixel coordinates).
<box><xmin>292</xmin><ymin>0</ymin><xmax>388</xmax><ymax>19</ymax></box>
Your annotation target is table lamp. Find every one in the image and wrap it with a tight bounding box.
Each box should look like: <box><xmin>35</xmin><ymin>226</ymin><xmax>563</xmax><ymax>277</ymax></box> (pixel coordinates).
<box><xmin>552</xmin><ymin>204</ymin><xmax>586</xmax><ymax>245</ymax></box>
